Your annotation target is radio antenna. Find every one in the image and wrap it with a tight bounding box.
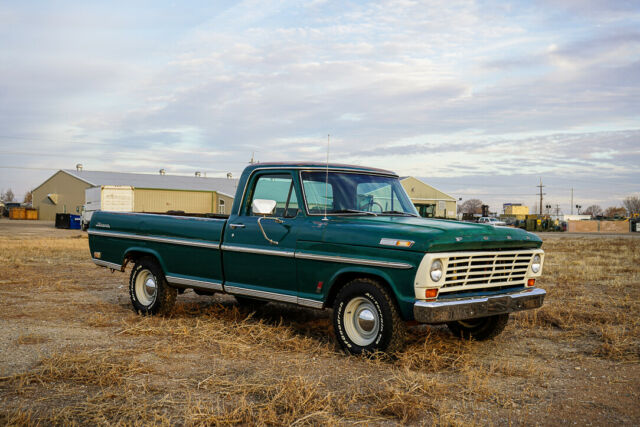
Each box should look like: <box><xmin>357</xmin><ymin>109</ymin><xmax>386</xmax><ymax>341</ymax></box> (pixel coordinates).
<box><xmin>323</xmin><ymin>134</ymin><xmax>330</xmax><ymax>221</ymax></box>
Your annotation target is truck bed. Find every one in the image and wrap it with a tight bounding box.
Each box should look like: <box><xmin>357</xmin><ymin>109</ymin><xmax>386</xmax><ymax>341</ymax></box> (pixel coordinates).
<box><xmin>88</xmin><ymin>211</ymin><xmax>226</xmax><ymax>291</ymax></box>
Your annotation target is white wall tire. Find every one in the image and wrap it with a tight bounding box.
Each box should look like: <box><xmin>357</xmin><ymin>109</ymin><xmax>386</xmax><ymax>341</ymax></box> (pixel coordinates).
<box><xmin>128</xmin><ymin>257</ymin><xmax>176</xmax><ymax>315</ymax></box>
<box><xmin>333</xmin><ymin>278</ymin><xmax>406</xmax><ymax>355</ymax></box>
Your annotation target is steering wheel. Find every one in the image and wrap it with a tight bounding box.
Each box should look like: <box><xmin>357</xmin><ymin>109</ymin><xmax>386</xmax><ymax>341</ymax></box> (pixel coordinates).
<box><xmin>360</xmin><ymin>201</ymin><xmax>384</xmax><ymax>213</ymax></box>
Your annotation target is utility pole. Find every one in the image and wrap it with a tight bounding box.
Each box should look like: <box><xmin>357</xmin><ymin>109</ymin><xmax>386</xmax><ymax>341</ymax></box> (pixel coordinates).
<box><xmin>537</xmin><ymin>178</ymin><xmax>545</xmax><ymax>216</ymax></box>
<box><xmin>555</xmin><ymin>204</ymin><xmax>561</xmax><ymax>217</ymax></box>
<box><xmin>570</xmin><ymin>188</ymin><xmax>574</xmax><ymax>215</ymax></box>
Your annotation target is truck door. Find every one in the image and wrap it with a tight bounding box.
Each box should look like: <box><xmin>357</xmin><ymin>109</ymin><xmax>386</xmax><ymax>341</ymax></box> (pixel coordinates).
<box><xmin>222</xmin><ymin>171</ymin><xmax>302</xmax><ymax>302</ymax></box>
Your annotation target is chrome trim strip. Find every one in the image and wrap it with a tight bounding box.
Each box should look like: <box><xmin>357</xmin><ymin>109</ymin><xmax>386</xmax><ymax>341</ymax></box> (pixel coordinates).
<box><xmin>297</xmin><ymin>298</ymin><xmax>324</xmax><ymax>309</ymax></box>
<box><xmin>295</xmin><ymin>252</ymin><xmax>413</xmax><ymax>269</ymax></box>
<box><xmin>221</xmin><ymin>244</ymin><xmax>295</xmax><ymax>258</ymax></box>
<box><xmin>165</xmin><ymin>275</ymin><xmax>223</xmax><ymax>291</ymax></box>
<box><xmin>92</xmin><ymin>258</ymin><xmax>122</xmax><ymax>270</ymax></box>
<box><xmin>88</xmin><ymin>229</ymin><xmax>221</xmax><ymax>249</ymax></box>
<box><xmin>225</xmin><ymin>285</ymin><xmax>298</xmax><ymax>304</ymax></box>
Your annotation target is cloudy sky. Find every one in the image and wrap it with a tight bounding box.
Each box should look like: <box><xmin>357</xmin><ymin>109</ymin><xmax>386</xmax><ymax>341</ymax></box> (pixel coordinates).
<box><xmin>1</xmin><ymin>0</ymin><xmax>638</xmax><ymax>214</ymax></box>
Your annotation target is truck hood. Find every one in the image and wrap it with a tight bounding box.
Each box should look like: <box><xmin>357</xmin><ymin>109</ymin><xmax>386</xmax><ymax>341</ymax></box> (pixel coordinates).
<box><xmin>300</xmin><ymin>216</ymin><xmax>542</xmax><ymax>252</ymax></box>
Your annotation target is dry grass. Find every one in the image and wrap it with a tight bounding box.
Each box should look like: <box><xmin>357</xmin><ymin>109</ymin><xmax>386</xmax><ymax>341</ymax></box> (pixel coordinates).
<box><xmin>1</xmin><ymin>230</ymin><xmax>639</xmax><ymax>425</ymax></box>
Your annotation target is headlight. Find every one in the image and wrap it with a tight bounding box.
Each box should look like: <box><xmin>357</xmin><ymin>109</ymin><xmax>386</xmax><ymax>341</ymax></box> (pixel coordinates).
<box><xmin>531</xmin><ymin>254</ymin><xmax>541</xmax><ymax>273</ymax></box>
<box><xmin>430</xmin><ymin>259</ymin><xmax>443</xmax><ymax>282</ymax></box>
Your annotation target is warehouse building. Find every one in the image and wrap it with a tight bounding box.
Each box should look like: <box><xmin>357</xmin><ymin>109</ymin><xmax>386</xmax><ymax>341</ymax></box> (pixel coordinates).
<box><xmin>32</xmin><ymin>168</ymin><xmax>238</xmax><ymax>221</ymax></box>
<box><xmin>400</xmin><ymin>177</ymin><xmax>457</xmax><ymax>219</ymax></box>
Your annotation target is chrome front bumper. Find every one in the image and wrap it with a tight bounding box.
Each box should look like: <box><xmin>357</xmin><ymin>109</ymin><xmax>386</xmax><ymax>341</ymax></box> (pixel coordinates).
<box><xmin>413</xmin><ymin>287</ymin><xmax>546</xmax><ymax>324</ymax></box>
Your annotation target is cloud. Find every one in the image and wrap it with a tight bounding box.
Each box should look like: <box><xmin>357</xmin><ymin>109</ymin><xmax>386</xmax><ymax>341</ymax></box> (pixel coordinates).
<box><xmin>0</xmin><ymin>0</ymin><xmax>638</xmax><ymax>211</ymax></box>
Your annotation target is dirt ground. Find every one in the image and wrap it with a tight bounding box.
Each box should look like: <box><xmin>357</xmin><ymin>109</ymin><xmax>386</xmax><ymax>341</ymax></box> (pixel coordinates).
<box><xmin>1</xmin><ymin>218</ymin><xmax>639</xmax><ymax>425</ymax></box>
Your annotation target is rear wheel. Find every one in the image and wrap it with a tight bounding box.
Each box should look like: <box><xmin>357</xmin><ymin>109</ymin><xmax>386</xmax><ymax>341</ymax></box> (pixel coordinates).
<box><xmin>129</xmin><ymin>258</ymin><xmax>176</xmax><ymax>315</ymax></box>
<box><xmin>333</xmin><ymin>278</ymin><xmax>406</xmax><ymax>355</ymax></box>
<box><xmin>447</xmin><ymin>313</ymin><xmax>509</xmax><ymax>340</ymax></box>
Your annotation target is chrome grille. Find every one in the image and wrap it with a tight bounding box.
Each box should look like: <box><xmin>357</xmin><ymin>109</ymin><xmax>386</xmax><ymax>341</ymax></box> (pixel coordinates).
<box><xmin>440</xmin><ymin>252</ymin><xmax>534</xmax><ymax>293</ymax></box>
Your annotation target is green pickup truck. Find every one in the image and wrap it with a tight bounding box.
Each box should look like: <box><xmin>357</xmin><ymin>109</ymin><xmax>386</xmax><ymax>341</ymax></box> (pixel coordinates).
<box><xmin>89</xmin><ymin>162</ymin><xmax>545</xmax><ymax>354</ymax></box>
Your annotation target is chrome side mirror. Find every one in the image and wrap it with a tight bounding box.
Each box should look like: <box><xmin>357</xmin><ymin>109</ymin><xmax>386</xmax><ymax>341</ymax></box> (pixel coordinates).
<box><xmin>252</xmin><ymin>199</ymin><xmax>283</xmax><ymax>245</ymax></box>
<box><xmin>252</xmin><ymin>199</ymin><xmax>276</xmax><ymax>216</ymax></box>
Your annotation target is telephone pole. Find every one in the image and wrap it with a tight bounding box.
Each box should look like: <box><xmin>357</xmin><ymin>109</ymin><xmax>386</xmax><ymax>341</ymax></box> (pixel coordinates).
<box><xmin>571</xmin><ymin>188</ymin><xmax>574</xmax><ymax>214</ymax></box>
<box><xmin>537</xmin><ymin>178</ymin><xmax>545</xmax><ymax>216</ymax></box>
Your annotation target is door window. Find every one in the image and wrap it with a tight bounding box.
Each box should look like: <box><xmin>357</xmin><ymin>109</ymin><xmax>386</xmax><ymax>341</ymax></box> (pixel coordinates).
<box><xmin>249</xmin><ymin>174</ymin><xmax>299</xmax><ymax>217</ymax></box>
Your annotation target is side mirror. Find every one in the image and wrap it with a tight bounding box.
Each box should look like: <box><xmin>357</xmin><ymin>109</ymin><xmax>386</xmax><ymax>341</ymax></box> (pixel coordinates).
<box><xmin>252</xmin><ymin>199</ymin><xmax>277</xmax><ymax>216</ymax></box>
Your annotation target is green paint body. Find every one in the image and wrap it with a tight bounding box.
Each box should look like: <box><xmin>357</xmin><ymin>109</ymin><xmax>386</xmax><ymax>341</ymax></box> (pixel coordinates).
<box><xmin>89</xmin><ymin>163</ymin><xmax>542</xmax><ymax>320</ymax></box>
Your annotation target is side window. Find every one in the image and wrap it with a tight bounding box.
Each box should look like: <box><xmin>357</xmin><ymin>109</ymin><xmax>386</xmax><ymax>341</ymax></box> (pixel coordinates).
<box><xmin>249</xmin><ymin>174</ymin><xmax>299</xmax><ymax>217</ymax></box>
<box><xmin>218</xmin><ymin>199</ymin><xmax>225</xmax><ymax>214</ymax></box>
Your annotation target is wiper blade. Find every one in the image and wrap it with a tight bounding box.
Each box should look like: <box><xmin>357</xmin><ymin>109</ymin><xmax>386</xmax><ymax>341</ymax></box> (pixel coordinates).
<box><xmin>381</xmin><ymin>210</ymin><xmax>418</xmax><ymax>217</ymax></box>
<box><xmin>333</xmin><ymin>209</ymin><xmax>378</xmax><ymax>216</ymax></box>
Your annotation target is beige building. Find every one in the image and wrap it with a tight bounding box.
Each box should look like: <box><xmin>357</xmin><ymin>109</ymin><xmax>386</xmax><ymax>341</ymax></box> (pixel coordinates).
<box><xmin>400</xmin><ymin>177</ymin><xmax>457</xmax><ymax>219</ymax></box>
<box><xmin>502</xmin><ymin>203</ymin><xmax>529</xmax><ymax>220</ymax></box>
<box><xmin>32</xmin><ymin>169</ymin><xmax>238</xmax><ymax>221</ymax></box>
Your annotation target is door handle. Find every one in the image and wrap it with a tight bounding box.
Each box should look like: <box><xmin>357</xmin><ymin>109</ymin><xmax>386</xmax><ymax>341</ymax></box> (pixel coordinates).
<box><xmin>229</xmin><ymin>223</ymin><xmax>245</xmax><ymax>229</ymax></box>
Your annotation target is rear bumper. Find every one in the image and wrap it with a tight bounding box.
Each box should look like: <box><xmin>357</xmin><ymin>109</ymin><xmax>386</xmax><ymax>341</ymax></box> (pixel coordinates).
<box><xmin>413</xmin><ymin>287</ymin><xmax>546</xmax><ymax>324</ymax></box>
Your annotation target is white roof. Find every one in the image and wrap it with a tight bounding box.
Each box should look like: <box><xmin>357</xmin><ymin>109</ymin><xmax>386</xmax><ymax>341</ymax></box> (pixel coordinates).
<box><xmin>61</xmin><ymin>169</ymin><xmax>239</xmax><ymax>196</ymax></box>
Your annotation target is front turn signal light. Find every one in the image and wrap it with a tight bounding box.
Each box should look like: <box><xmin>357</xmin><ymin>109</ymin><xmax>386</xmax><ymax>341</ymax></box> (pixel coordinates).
<box><xmin>527</xmin><ymin>279</ymin><xmax>535</xmax><ymax>287</ymax></box>
<box><xmin>425</xmin><ymin>288</ymin><xmax>438</xmax><ymax>299</ymax></box>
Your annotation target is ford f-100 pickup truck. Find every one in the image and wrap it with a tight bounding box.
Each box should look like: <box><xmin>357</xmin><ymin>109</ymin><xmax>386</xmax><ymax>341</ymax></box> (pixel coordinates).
<box><xmin>88</xmin><ymin>162</ymin><xmax>545</xmax><ymax>354</ymax></box>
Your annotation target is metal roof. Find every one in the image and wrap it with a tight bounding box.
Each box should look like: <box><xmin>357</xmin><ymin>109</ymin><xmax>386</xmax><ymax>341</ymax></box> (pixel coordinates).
<box><xmin>62</xmin><ymin>169</ymin><xmax>239</xmax><ymax>197</ymax></box>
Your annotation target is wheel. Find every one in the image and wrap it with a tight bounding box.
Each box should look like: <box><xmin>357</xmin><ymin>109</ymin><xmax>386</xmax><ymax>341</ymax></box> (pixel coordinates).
<box><xmin>129</xmin><ymin>257</ymin><xmax>177</xmax><ymax>315</ymax></box>
<box><xmin>447</xmin><ymin>313</ymin><xmax>509</xmax><ymax>340</ymax></box>
<box><xmin>333</xmin><ymin>278</ymin><xmax>406</xmax><ymax>355</ymax></box>
<box><xmin>235</xmin><ymin>295</ymin><xmax>268</xmax><ymax>310</ymax></box>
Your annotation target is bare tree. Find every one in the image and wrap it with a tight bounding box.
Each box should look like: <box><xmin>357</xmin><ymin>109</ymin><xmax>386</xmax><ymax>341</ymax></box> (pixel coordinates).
<box><xmin>583</xmin><ymin>205</ymin><xmax>603</xmax><ymax>217</ymax></box>
<box><xmin>459</xmin><ymin>199</ymin><xmax>483</xmax><ymax>214</ymax></box>
<box><xmin>623</xmin><ymin>196</ymin><xmax>640</xmax><ymax>215</ymax></box>
<box><xmin>1</xmin><ymin>188</ymin><xmax>15</xmax><ymax>202</ymax></box>
<box><xmin>604</xmin><ymin>206</ymin><xmax>627</xmax><ymax>218</ymax></box>
<box><xmin>23</xmin><ymin>190</ymin><xmax>33</xmax><ymax>205</ymax></box>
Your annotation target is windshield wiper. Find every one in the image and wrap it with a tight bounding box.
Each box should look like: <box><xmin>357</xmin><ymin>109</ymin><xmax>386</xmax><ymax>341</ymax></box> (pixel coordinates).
<box><xmin>381</xmin><ymin>210</ymin><xmax>418</xmax><ymax>217</ymax></box>
<box><xmin>333</xmin><ymin>209</ymin><xmax>378</xmax><ymax>216</ymax></box>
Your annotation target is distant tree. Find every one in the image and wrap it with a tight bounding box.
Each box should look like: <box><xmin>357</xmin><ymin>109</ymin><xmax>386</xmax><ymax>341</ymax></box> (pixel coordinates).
<box><xmin>623</xmin><ymin>196</ymin><xmax>640</xmax><ymax>215</ymax></box>
<box><xmin>23</xmin><ymin>190</ymin><xmax>33</xmax><ymax>204</ymax></box>
<box><xmin>604</xmin><ymin>206</ymin><xmax>627</xmax><ymax>218</ymax></box>
<box><xmin>460</xmin><ymin>199</ymin><xmax>483</xmax><ymax>214</ymax></box>
<box><xmin>1</xmin><ymin>188</ymin><xmax>15</xmax><ymax>202</ymax></box>
<box><xmin>583</xmin><ymin>205</ymin><xmax>603</xmax><ymax>217</ymax></box>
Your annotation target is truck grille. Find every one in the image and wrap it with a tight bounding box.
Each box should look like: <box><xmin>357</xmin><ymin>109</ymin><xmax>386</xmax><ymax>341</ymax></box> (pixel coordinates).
<box><xmin>439</xmin><ymin>251</ymin><xmax>534</xmax><ymax>293</ymax></box>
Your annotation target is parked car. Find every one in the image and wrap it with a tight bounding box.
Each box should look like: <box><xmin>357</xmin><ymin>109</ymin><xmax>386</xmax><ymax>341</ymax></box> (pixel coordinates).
<box><xmin>88</xmin><ymin>162</ymin><xmax>545</xmax><ymax>354</ymax></box>
<box><xmin>477</xmin><ymin>217</ymin><xmax>507</xmax><ymax>226</ymax></box>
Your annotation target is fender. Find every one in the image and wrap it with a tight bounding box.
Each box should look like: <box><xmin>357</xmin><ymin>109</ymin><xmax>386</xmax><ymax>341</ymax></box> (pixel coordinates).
<box><xmin>123</xmin><ymin>246</ymin><xmax>168</xmax><ymax>274</ymax></box>
<box><xmin>325</xmin><ymin>265</ymin><xmax>415</xmax><ymax>320</ymax></box>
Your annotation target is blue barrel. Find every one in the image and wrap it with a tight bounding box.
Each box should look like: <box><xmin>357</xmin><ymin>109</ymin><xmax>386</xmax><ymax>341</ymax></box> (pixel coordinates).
<box><xmin>69</xmin><ymin>214</ymin><xmax>81</xmax><ymax>229</ymax></box>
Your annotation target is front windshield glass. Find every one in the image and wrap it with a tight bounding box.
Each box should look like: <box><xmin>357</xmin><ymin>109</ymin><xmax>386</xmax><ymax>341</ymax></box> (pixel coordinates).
<box><xmin>301</xmin><ymin>171</ymin><xmax>418</xmax><ymax>216</ymax></box>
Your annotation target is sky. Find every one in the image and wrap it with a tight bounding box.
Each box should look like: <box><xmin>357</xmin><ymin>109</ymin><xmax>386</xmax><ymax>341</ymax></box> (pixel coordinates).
<box><xmin>1</xmin><ymin>0</ymin><xmax>639</xmax><ymax>214</ymax></box>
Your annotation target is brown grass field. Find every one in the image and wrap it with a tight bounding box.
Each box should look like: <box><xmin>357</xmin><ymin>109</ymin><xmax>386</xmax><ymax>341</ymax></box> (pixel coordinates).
<box><xmin>1</xmin><ymin>220</ymin><xmax>639</xmax><ymax>425</ymax></box>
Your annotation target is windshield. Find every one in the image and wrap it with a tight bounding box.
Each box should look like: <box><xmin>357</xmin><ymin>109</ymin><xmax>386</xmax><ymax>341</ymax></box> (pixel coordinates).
<box><xmin>301</xmin><ymin>171</ymin><xmax>418</xmax><ymax>216</ymax></box>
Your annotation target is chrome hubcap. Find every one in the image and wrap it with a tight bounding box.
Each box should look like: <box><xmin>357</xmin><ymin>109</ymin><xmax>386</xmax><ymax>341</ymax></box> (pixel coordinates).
<box><xmin>344</xmin><ymin>297</ymin><xmax>380</xmax><ymax>346</ymax></box>
<box><xmin>135</xmin><ymin>269</ymin><xmax>157</xmax><ymax>306</ymax></box>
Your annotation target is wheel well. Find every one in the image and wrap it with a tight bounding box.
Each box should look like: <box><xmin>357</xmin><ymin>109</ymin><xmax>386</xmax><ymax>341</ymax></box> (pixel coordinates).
<box><xmin>325</xmin><ymin>272</ymin><xmax>396</xmax><ymax>309</ymax></box>
<box><xmin>123</xmin><ymin>251</ymin><xmax>159</xmax><ymax>270</ymax></box>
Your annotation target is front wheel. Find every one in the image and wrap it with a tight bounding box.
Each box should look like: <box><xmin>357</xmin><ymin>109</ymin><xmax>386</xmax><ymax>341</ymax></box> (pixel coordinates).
<box><xmin>447</xmin><ymin>313</ymin><xmax>509</xmax><ymax>340</ymax></box>
<box><xmin>333</xmin><ymin>278</ymin><xmax>406</xmax><ymax>355</ymax></box>
<box><xmin>129</xmin><ymin>258</ymin><xmax>177</xmax><ymax>315</ymax></box>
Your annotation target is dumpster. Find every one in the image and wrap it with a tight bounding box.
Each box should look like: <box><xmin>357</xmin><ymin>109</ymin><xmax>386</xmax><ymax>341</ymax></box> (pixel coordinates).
<box><xmin>25</xmin><ymin>208</ymin><xmax>38</xmax><ymax>220</ymax></box>
<box><xmin>69</xmin><ymin>214</ymin><xmax>81</xmax><ymax>229</ymax></box>
<box><xmin>9</xmin><ymin>207</ymin><xmax>26</xmax><ymax>219</ymax></box>
<box><xmin>55</xmin><ymin>213</ymin><xmax>71</xmax><ymax>229</ymax></box>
